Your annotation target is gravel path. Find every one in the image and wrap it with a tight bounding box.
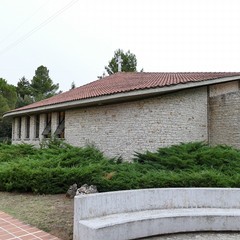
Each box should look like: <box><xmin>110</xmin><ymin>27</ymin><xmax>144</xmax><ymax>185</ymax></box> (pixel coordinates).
<box><xmin>143</xmin><ymin>232</ymin><xmax>240</xmax><ymax>240</ymax></box>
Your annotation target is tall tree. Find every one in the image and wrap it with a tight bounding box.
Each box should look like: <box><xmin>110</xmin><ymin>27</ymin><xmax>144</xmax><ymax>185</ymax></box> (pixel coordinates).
<box><xmin>0</xmin><ymin>78</ymin><xmax>17</xmax><ymax>109</ymax></box>
<box><xmin>0</xmin><ymin>95</ymin><xmax>9</xmax><ymax>119</ymax></box>
<box><xmin>17</xmin><ymin>76</ymin><xmax>31</xmax><ymax>99</ymax></box>
<box><xmin>30</xmin><ymin>65</ymin><xmax>59</xmax><ymax>101</ymax></box>
<box><xmin>0</xmin><ymin>117</ymin><xmax>12</xmax><ymax>142</ymax></box>
<box><xmin>0</xmin><ymin>78</ymin><xmax>17</xmax><ymax>141</ymax></box>
<box><xmin>16</xmin><ymin>76</ymin><xmax>33</xmax><ymax>108</ymax></box>
<box><xmin>105</xmin><ymin>49</ymin><xmax>138</xmax><ymax>75</ymax></box>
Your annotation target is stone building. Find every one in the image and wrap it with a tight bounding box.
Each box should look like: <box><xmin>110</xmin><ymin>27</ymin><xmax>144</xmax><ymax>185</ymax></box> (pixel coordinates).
<box><xmin>3</xmin><ymin>72</ymin><xmax>240</xmax><ymax>160</ymax></box>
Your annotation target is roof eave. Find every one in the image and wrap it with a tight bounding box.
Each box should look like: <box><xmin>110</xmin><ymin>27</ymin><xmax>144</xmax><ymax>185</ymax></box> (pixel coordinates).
<box><xmin>3</xmin><ymin>75</ymin><xmax>240</xmax><ymax>118</ymax></box>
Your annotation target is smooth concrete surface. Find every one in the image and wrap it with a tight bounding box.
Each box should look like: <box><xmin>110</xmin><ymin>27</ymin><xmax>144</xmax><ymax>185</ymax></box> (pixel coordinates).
<box><xmin>144</xmin><ymin>232</ymin><xmax>240</xmax><ymax>240</ymax></box>
<box><xmin>74</xmin><ymin>188</ymin><xmax>240</xmax><ymax>240</ymax></box>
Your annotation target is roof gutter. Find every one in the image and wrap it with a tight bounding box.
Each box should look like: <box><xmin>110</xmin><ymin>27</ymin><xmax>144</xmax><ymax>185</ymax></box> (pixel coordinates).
<box><xmin>3</xmin><ymin>75</ymin><xmax>240</xmax><ymax>118</ymax></box>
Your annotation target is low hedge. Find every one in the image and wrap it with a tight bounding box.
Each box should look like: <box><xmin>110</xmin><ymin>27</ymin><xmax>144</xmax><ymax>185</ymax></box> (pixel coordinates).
<box><xmin>0</xmin><ymin>142</ymin><xmax>240</xmax><ymax>194</ymax></box>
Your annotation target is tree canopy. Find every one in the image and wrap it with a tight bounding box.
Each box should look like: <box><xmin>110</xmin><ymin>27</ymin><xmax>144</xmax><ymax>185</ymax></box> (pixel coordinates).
<box><xmin>0</xmin><ymin>95</ymin><xmax>9</xmax><ymax>120</ymax></box>
<box><xmin>16</xmin><ymin>76</ymin><xmax>32</xmax><ymax>108</ymax></box>
<box><xmin>30</xmin><ymin>65</ymin><xmax>59</xmax><ymax>102</ymax></box>
<box><xmin>0</xmin><ymin>78</ymin><xmax>17</xmax><ymax>110</ymax></box>
<box><xmin>0</xmin><ymin>78</ymin><xmax>17</xmax><ymax>141</ymax></box>
<box><xmin>104</xmin><ymin>49</ymin><xmax>138</xmax><ymax>76</ymax></box>
<box><xmin>17</xmin><ymin>76</ymin><xmax>31</xmax><ymax>99</ymax></box>
<box><xmin>15</xmin><ymin>65</ymin><xmax>59</xmax><ymax>106</ymax></box>
<box><xmin>0</xmin><ymin>65</ymin><xmax>60</xmax><ymax>141</ymax></box>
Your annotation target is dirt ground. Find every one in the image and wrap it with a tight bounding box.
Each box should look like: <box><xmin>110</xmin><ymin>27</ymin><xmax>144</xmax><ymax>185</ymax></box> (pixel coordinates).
<box><xmin>0</xmin><ymin>192</ymin><xmax>74</xmax><ymax>240</ymax></box>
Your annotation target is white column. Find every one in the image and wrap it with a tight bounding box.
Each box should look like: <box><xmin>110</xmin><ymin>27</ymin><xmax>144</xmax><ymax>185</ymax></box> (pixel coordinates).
<box><xmin>21</xmin><ymin>116</ymin><xmax>26</xmax><ymax>140</ymax></box>
<box><xmin>29</xmin><ymin>115</ymin><xmax>35</xmax><ymax>140</ymax></box>
<box><xmin>39</xmin><ymin>114</ymin><xmax>46</xmax><ymax>141</ymax></box>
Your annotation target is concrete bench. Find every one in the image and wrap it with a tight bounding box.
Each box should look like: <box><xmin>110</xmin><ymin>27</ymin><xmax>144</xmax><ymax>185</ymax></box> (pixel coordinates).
<box><xmin>73</xmin><ymin>188</ymin><xmax>240</xmax><ymax>240</ymax></box>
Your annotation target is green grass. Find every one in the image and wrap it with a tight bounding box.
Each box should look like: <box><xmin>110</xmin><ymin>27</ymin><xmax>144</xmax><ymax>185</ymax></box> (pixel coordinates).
<box><xmin>1</xmin><ymin>141</ymin><xmax>240</xmax><ymax>194</ymax></box>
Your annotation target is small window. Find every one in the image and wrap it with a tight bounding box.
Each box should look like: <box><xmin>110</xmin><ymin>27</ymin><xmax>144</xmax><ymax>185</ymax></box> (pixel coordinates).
<box><xmin>54</xmin><ymin>112</ymin><xmax>65</xmax><ymax>138</ymax></box>
<box><xmin>35</xmin><ymin>115</ymin><xmax>40</xmax><ymax>138</ymax></box>
<box><xmin>42</xmin><ymin>113</ymin><xmax>51</xmax><ymax>138</ymax></box>
<box><xmin>25</xmin><ymin>116</ymin><xmax>30</xmax><ymax>139</ymax></box>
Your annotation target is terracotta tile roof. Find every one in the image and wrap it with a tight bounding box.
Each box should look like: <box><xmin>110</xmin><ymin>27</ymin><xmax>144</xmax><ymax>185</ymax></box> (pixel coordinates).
<box><xmin>9</xmin><ymin>72</ymin><xmax>240</xmax><ymax>113</ymax></box>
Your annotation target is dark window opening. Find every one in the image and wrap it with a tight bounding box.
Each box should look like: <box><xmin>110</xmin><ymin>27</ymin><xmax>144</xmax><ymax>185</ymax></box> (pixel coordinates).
<box><xmin>25</xmin><ymin>116</ymin><xmax>30</xmax><ymax>139</ymax></box>
<box><xmin>54</xmin><ymin>112</ymin><xmax>65</xmax><ymax>138</ymax></box>
<box><xmin>42</xmin><ymin>113</ymin><xmax>51</xmax><ymax>138</ymax></box>
<box><xmin>35</xmin><ymin>115</ymin><xmax>40</xmax><ymax>138</ymax></box>
<box><xmin>17</xmin><ymin>117</ymin><xmax>21</xmax><ymax>139</ymax></box>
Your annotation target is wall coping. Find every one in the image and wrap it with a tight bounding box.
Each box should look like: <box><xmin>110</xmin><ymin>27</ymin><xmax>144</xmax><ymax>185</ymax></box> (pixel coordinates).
<box><xmin>74</xmin><ymin>188</ymin><xmax>240</xmax><ymax>240</ymax></box>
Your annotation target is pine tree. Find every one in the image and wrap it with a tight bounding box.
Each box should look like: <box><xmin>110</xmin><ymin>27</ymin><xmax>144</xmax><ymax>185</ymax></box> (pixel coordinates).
<box><xmin>30</xmin><ymin>65</ymin><xmax>59</xmax><ymax>101</ymax></box>
<box><xmin>105</xmin><ymin>49</ymin><xmax>138</xmax><ymax>75</ymax></box>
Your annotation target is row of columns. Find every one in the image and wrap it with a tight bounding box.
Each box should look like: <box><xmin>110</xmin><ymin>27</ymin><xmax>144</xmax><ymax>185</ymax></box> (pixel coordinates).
<box><xmin>12</xmin><ymin>112</ymin><xmax>62</xmax><ymax>144</ymax></box>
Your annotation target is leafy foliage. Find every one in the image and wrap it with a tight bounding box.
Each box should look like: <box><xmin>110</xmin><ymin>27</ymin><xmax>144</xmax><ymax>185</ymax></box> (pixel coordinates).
<box><xmin>0</xmin><ymin>78</ymin><xmax>17</xmax><ymax>141</ymax></box>
<box><xmin>0</xmin><ymin>66</ymin><xmax>59</xmax><ymax>140</ymax></box>
<box><xmin>134</xmin><ymin>142</ymin><xmax>240</xmax><ymax>173</ymax></box>
<box><xmin>104</xmin><ymin>49</ymin><xmax>138</xmax><ymax>75</ymax></box>
<box><xmin>1</xmin><ymin>142</ymin><xmax>240</xmax><ymax>194</ymax></box>
<box><xmin>16</xmin><ymin>76</ymin><xmax>33</xmax><ymax>108</ymax></box>
<box><xmin>0</xmin><ymin>78</ymin><xmax>17</xmax><ymax>110</ymax></box>
<box><xmin>0</xmin><ymin>65</ymin><xmax>60</xmax><ymax>140</ymax></box>
<box><xmin>15</xmin><ymin>66</ymin><xmax>59</xmax><ymax>106</ymax></box>
<box><xmin>0</xmin><ymin>119</ymin><xmax>12</xmax><ymax>142</ymax></box>
<box><xmin>30</xmin><ymin>65</ymin><xmax>59</xmax><ymax>101</ymax></box>
<box><xmin>0</xmin><ymin>95</ymin><xmax>9</xmax><ymax>120</ymax></box>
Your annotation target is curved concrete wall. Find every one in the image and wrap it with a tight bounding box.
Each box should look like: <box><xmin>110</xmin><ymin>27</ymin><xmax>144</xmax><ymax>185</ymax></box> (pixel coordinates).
<box><xmin>75</xmin><ymin>188</ymin><xmax>240</xmax><ymax>219</ymax></box>
<box><xmin>74</xmin><ymin>188</ymin><xmax>240</xmax><ymax>240</ymax></box>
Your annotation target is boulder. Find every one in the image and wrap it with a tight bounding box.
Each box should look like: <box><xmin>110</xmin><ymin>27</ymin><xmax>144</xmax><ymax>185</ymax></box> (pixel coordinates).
<box><xmin>66</xmin><ymin>183</ymin><xmax>78</xmax><ymax>198</ymax></box>
<box><xmin>76</xmin><ymin>184</ymin><xmax>98</xmax><ymax>195</ymax></box>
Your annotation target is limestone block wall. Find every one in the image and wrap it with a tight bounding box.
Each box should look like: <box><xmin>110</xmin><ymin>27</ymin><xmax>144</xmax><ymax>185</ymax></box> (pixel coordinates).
<box><xmin>209</xmin><ymin>81</ymin><xmax>239</xmax><ymax>97</ymax></box>
<box><xmin>209</xmin><ymin>91</ymin><xmax>240</xmax><ymax>148</ymax></box>
<box><xmin>65</xmin><ymin>87</ymin><xmax>208</xmax><ymax>160</ymax></box>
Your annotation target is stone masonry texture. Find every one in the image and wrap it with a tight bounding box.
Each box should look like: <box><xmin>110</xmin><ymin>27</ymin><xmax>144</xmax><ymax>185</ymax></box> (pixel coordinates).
<box><xmin>10</xmin><ymin>80</ymin><xmax>240</xmax><ymax>160</ymax></box>
<box><xmin>209</xmin><ymin>81</ymin><xmax>239</xmax><ymax>97</ymax></box>
<box><xmin>209</xmin><ymin>91</ymin><xmax>240</xmax><ymax>148</ymax></box>
<box><xmin>65</xmin><ymin>87</ymin><xmax>208</xmax><ymax>160</ymax></box>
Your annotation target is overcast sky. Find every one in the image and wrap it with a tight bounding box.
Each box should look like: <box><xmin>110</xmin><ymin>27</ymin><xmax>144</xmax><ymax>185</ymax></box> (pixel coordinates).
<box><xmin>1</xmin><ymin>0</ymin><xmax>240</xmax><ymax>91</ymax></box>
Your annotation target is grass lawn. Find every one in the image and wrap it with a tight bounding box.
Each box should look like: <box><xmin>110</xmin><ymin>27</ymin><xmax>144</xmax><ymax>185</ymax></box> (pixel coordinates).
<box><xmin>0</xmin><ymin>192</ymin><xmax>74</xmax><ymax>240</ymax></box>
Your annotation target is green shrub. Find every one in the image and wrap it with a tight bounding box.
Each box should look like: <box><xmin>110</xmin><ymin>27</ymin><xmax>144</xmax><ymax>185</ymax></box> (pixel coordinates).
<box><xmin>1</xmin><ymin>141</ymin><xmax>240</xmax><ymax>194</ymax></box>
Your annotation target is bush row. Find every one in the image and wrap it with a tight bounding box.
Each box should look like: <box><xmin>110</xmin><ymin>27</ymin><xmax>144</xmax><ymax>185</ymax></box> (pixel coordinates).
<box><xmin>0</xmin><ymin>142</ymin><xmax>240</xmax><ymax>194</ymax></box>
